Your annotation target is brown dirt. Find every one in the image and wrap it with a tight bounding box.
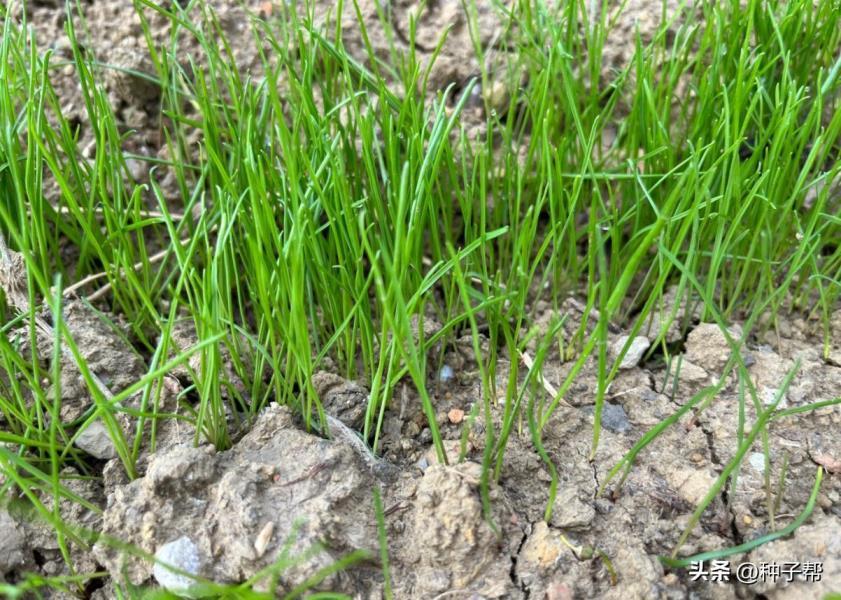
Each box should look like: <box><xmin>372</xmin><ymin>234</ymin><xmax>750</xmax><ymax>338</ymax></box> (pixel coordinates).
<box><xmin>1</xmin><ymin>1</ymin><xmax>840</xmax><ymax>599</ymax></box>
<box><xmin>4</xmin><ymin>292</ymin><xmax>839</xmax><ymax>597</ymax></box>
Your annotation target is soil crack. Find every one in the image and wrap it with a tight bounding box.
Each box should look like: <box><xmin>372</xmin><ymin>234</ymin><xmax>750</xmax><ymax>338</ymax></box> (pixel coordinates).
<box><xmin>589</xmin><ymin>453</ymin><xmax>600</xmax><ymax>497</ymax></box>
<box><xmin>509</xmin><ymin>524</ymin><xmax>530</xmax><ymax>598</ymax></box>
<box><xmin>700</xmin><ymin>422</ymin><xmax>739</xmax><ymax>540</ymax></box>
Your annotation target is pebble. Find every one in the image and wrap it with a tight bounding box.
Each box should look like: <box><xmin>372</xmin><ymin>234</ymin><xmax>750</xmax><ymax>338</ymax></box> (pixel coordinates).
<box><xmin>612</xmin><ymin>335</ymin><xmax>651</xmax><ymax>369</ymax></box>
<box><xmin>447</xmin><ymin>408</ymin><xmax>465</xmax><ymax>424</ymax></box>
<box><xmin>438</xmin><ymin>364</ymin><xmax>455</xmax><ymax>383</ymax></box>
<box><xmin>253</xmin><ymin>522</ymin><xmax>273</xmax><ymax>557</ymax></box>
<box><xmin>584</xmin><ymin>402</ymin><xmax>631</xmax><ymax>433</ymax></box>
<box><xmin>75</xmin><ymin>420</ymin><xmax>118</xmax><ymax>460</ymax></box>
<box><xmin>153</xmin><ymin>536</ymin><xmax>201</xmax><ymax>595</ymax></box>
<box><xmin>125</xmin><ymin>158</ymin><xmax>147</xmax><ymax>182</ymax></box>
<box><xmin>760</xmin><ymin>387</ymin><xmax>781</xmax><ymax>406</ymax></box>
<box><xmin>483</xmin><ymin>79</ymin><xmax>509</xmax><ymax>113</ymax></box>
<box><xmin>419</xmin><ymin>428</ymin><xmax>432</xmax><ymax>444</ymax></box>
<box><xmin>748</xmin><ymin>452</ymin><xmax>766</xmax><ymax>473</ymax></box>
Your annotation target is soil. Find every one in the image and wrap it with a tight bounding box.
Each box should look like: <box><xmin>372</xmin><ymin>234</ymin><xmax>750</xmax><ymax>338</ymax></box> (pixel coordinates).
<box><xmin>1</xmin><ymin>1</ymin><xmax>840</xmax><ymax>599</ymax></box>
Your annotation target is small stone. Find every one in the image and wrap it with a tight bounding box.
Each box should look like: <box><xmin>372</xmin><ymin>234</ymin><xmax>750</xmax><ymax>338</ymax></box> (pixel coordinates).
<box><xmin>75</xmin><ymin>420</ymin><xmax>117</xmax><ymax>460</ymax></box>
<box><xmin>759</xmin><ymin>387</ymin><xmax>782</xmax><ymax>406</ymax></box>
<box><xmin>43</xmin><ymin>560</ymin><xmax>62</xmax><ymax>576</ymax></box>
<box><xmin>52</xmin><ymin>36</ymin><xmax>73</xmax><ymax>58</ymax></box>
<box><xmin>438</xmin><ymin>365</ymin><xmax>455</xmax><ymax>383</ymax></box>
<box><xmin>690</xmin><ymin>452</ymin><xmax>704</xmax><ymax>464</ymax></box>
<box><xmin>153</xmin><ymin>536</ymin><xmax>201</xmax><ymax>595</ymax></box>
<box><xmin>546</xmin><ymin>582</ymin><xmax>574</xmax><ymax>600</ymax></box>
<box><xmin>125</xmin><ymin>158</ymin><xmax>147</xmax><ymax>182</ymax></box>
<box><xmin>612</xmin><ymin>334</ymin><xmax>651</xmax><ymax>369</ymax></box>
<box><xmin>748</xmin><ymin>452</ymin><xmax>766</xmax><ymax>473</ymax></box>
<box><xmin>537</xmin><ymin>468</ymin><xmax>553</xmax><ymax>483</ymax></box>
<box><xmin>742</xmin><ymin>515</ymin><xmax>753</xmax><ymax>526</ymax></box>
<box><xmin>483</xmin><ymin>79</ymin><xmax>510</xmax><ymax>114</ymax></box>
<box><xmin>253</xmin><ymin>521</ymin><xmax>274</xmax><ymax>558</ymax></box>
<box><xmin>447</xmin><ymin>408</ymin><xmax>465</xmax><ymax>424</ymax></box>
<box><xmin>677</xmin><ymin>360</ymin><xmax>709</xmax><ymax>382</ymax></box>
<box><xmin>584</xmin><ymin>403</ymin><xmax>631</xmax><ymax>433</ymax></box>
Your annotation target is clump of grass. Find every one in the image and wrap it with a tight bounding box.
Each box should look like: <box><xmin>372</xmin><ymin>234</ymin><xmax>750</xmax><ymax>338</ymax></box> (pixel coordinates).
<box><xmin>0</xmin><ymin>0</ymin><xmax>840</xmax><ymax>594</ymax></box>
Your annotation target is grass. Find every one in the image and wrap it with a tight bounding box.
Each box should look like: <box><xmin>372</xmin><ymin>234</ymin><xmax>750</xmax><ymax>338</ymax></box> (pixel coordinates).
<box><xmin>0</xmin><ymin>0</ymin><xmax>840</xmax><ymax>596</ymax></box>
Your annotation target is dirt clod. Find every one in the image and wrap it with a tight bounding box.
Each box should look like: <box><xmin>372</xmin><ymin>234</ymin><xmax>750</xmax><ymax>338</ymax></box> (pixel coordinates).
<box><xmin>744</xmin><ymin>514</ymin><xmax>841</xmax><ymax>599</ymax></box>
<box><xmin>393</xmin><ymin>462</ymin><xmax>522</xmax><ymax>598</ymax></box>
<box><xmin>312</xmin><ymin>370</ymin><xmax>369</xmax><ymax>430</ymax></box>
<box><xmin>94</xmin><ymin>404</ymin><xmax>380</xmax><ymax>594</ymax></box>
<box><xmin>103</xmin><ymin>44</ymin><xmax>160</xmax><ymax>106</ymax></box>
<box><xmin>685</xmin><ymin>322</ymin><xmax>742</xmax><ymax>374</ymax></box>
<box><xmin>551</xmin><ymin>487</ymin><xmax>596</xmax><ymax>530</ymax></box>
<box><xmin>0</xmin><ymin>508</ymin><xmax>28</xmax><ymax>575</ymax></box>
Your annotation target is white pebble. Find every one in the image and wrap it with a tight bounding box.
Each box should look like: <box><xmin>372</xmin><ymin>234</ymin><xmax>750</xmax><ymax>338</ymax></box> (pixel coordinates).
<box><xmin>748</xmin><ymin>452</ymin><xmax>766</xmax><ymax>473</ymax></box>
<box><xmin>612</xmin><ymin>335</ymin><xmax>651</xmax><ymax>369</ymax></box>
<box><xmin>153</xmin><ymin>536</ymin><xmax>201</xmax><ymax>595</ymax></box>
<box><xmin>438</xmin><ymin>365</ymin><xmax>454</xmax><ymax>383</ymax></box>
<box><xmin>254</xmin><ymin>521</ymin><xmax>274</xmax><ymax>558</ymax></box>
